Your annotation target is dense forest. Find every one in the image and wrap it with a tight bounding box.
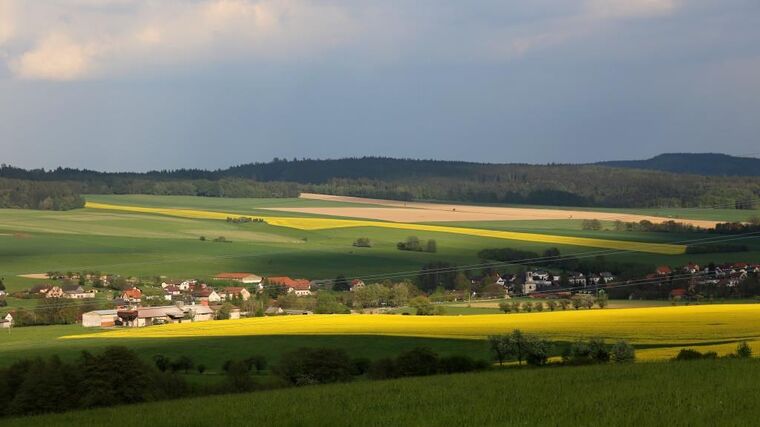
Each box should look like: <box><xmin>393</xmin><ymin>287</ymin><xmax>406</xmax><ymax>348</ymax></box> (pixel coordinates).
<box><xmin>2</xmin><ymin>155</ymin><xmax>759</xmax><ymax>210</ymax></box>
<box><xmin>0</xmin><ymin>178</ymin><xmax>84</xmax><ymax>210</ymax></box>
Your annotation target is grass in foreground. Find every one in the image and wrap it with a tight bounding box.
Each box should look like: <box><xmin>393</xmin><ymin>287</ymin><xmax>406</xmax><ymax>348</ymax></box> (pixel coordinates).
<box><xmin>6</xmin><ymin>358</ymin><xmax>760</xmax><ymax>426</ymax></box>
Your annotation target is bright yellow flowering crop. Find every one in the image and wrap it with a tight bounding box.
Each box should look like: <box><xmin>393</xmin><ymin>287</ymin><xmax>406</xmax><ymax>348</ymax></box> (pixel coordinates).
<box><xmin>65</xmin><ymin>305</ymin><xmax>760</xmax><ymax>360</ymax></box>
<box><xmin>84</xmin><ymin>202</ymin><xmax>685</xmax><ymax>254</ymax></box>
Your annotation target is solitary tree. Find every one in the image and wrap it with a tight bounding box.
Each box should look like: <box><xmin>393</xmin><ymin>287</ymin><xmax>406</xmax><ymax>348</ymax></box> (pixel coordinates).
<box><xmin>333</xmin><ymin>275</ymin><xmax>350</xmax><ymax>292</ymax></box>
<box><xmin>736</xmin><ymin>341</ymin><xmax>753</xmax><ymax>358</ymax></box>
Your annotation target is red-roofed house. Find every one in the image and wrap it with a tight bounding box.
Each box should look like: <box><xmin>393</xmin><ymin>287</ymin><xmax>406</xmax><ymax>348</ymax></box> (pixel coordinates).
<box><xmin>350</xmin><ymin>279</ymin><xmax>366</xmax><ymax>292</ymax></box>
<box><xmin>121</xmin><ymin>288</ymin><xmax>142</xmax><ymax>303</ymax></box>
<box><xmin>268</xmin><ymin>276</ymin><xmax>312</xmax><ymax>296</ymax></box>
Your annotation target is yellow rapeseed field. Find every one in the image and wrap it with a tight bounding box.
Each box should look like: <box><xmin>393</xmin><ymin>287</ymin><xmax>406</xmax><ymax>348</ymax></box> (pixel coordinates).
<box><xmin>84</xmin><ymin>202</ymin><xmax>685</xmax><ymax>254</ymax></box>
<box><xmin>65</xmin><ymin>305</ymin><xmax>760</xmax><ymax>360</ymax></box>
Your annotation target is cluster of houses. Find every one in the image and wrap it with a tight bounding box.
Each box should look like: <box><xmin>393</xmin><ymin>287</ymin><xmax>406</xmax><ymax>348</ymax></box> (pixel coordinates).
<box><xmin>479</xmin><ymin>270</ymin><xmax>617</xmax><ymax>295</ymax></box>
<box><xmin>82</xmin><ymin>272</ymin><xmax>316</xmax><ymax>328</ymax></box>
<box><xmin>652</xmin><ymin>262</ymin><xmax>760</xmax><ymax>289</ymax></box>
<box><xmin>485</xmin><ymin>262</ymin><xmax>760</xmax><ymax>296</ymax></box>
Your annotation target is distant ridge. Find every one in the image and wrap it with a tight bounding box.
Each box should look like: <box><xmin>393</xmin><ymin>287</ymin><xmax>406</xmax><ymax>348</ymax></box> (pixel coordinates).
<box><xmin>597</xmin><ymin>153</ymin><xmax>760</xmax><ymax>177</ymax></box>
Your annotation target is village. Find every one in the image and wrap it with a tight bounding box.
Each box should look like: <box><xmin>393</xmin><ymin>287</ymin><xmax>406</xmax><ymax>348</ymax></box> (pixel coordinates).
<box><xmin>1</xmin><ymin>260</ymin><xmax>758</xmax><ymax>330</ymax></box>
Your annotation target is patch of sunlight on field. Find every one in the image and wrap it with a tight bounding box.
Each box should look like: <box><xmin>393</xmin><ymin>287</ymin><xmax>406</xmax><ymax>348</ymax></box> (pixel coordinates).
<box><xmin>64</xmin><ymin>305</ymin><xmax>760</xmax><ymax>361</ymax></box>
<box><xmin>84</xmin><ymin>202</ymin><xmax>685</xmax><ymax>254</ymax></box>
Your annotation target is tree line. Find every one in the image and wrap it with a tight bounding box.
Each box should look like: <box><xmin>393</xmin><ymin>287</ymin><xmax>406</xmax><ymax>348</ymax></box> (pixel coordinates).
<box><xmin>3</xmin><ymin>157</ymin><xmax>760</xmax><ymax>210</ymax></box>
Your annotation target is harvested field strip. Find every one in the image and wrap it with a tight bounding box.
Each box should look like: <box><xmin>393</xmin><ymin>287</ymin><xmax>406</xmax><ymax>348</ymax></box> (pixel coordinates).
<box><xmin>298</xmin><ymin>193</ymin><xmax>722</xmax><ymax>227</ymax></box>
<box><xmin>64</xmin><ymin>305</ymin><xmax>760</xmax><ymax>359</ymax></box>
<box><xmin>84</xmin><ymin>202</ymin><xmax>685</xmax><ymax>254</ymax></box>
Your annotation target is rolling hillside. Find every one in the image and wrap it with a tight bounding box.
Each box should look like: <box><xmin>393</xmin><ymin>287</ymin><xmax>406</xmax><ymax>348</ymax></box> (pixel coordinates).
<box><xmin>6</xmin><ymin>359</ymin><xmax>760</xmax><ymax>426</ymax></box>
<box><xmin>599</xmin><ymin>153</ymin><xmax>760</xmax><ymax>177</ymax></box>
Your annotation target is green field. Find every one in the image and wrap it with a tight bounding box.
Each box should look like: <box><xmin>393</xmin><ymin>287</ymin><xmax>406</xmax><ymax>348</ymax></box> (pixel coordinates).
<box><xmin>1</xmin><ymin>195</ymin><xmax>758</xmax><ymax>301</ymax></box>
<box><xmin>6</xmin><ymin>358</ymin><xmax>760</xmax><ymax>426</ymax></box>
<box><xmin>0</xmin><ymin>324</ymin><xmax>489</xmax><ymax>373</ymax></box>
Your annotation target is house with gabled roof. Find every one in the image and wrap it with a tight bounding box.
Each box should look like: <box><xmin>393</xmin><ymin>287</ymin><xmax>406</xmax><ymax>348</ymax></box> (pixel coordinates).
<box><xmin>121</xmin><ymin>287</ymin><xmax>142</xmax><ymax>303</ymax></box>
<box><xmin>221</xmin><ymin>287</ymin><xmax>251</xmax><ymax>301</ymax></box>
<box><xmin>268</xmin><ymin>276</ymin><xmax>312</xmax><ymax>296</ymax></box>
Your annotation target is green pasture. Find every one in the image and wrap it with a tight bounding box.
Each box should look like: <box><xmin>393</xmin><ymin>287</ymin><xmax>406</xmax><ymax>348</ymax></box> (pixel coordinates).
<box><xmin>0</xmin><ymin>324</ymin><xmax>490</xmax><ymax>373</ymax></box>
<box><xmin>1</xmin><ymin>195</ymin><xmax>759</xmax><ymax>307</ymax></box>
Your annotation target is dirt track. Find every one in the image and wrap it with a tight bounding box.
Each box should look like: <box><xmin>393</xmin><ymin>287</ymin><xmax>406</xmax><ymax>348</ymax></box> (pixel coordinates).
<box><xmin>282</xmin><ymin>193</ymin><xmax>721</xmax><ymax>228</ymax></box>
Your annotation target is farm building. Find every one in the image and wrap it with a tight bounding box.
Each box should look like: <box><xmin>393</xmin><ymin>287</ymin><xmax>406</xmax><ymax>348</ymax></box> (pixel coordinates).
<box><xmin>82</xmin><ymin>309</ymin><xmax>118</xmax><ymax>328</ymax></box>
<box><xmin>181</xmin><ymin>304</ymin><xmax>214</xmax><ymax>322</ymax></box>
<box><xmin>213</xmin><ymin>272</ymin><xmax>263</xmax><ymax>286</ymax></box>
<box><xmin>63</xmin><ymin>285</ymin><xmax>96</xmax><ymax>299</ymax></box>
<box><xmin>265</xmin><ymin>306</ymin><xmax>285</xmax><ymax>315</ymax></box>
<box><xmin>117</xmin><ymin>306</ymin><xmax>186</xmax><ymax>327</ymax></box>
<box><xmin>268</xmin><ymin>276</ymin><xmax>312</xmax><ymax>296</ymax></box>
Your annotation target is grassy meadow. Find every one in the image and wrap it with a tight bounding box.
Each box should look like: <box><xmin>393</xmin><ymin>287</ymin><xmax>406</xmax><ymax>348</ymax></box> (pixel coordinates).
<box><xmin>6</xmin><ymin>358</ymin><xmax>760</xmax><ymax>426</ymax></box>
<box><xmin>1</xmin><ymin>194</ymin><xmax>759</xmax><ymax>306</ymax></box>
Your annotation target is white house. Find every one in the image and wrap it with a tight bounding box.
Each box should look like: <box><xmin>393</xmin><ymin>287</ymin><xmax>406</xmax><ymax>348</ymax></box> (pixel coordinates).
<box><xmin>0</xmin><ymin>313</ymin><xmax>13</xmax><ymax>328</ymax></box>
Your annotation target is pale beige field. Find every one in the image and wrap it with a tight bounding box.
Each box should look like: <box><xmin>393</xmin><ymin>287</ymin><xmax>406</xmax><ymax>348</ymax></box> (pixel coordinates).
<box><xmin>294</xmin><ymin>193</ymin><xmax>720</xmax><ymax>227</ymax></box>
<box><xmin>17</xmin><ymin>273</ymin><xmax>49</xmax><ymax>279</ymax></box>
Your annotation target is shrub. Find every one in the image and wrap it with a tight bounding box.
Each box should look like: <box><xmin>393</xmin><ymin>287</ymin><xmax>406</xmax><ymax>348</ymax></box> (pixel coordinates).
<box><xmin>438</xmin><ymin>355</ymin><xmax>477</xmax><ymax>374</ymax></box>
<box><xmin>395</xmin><ymin>347</ymin><xmax>439</xmax><ymax>377</ymax></box>
<box><xmin>564</xmin><ymin>338</ymin><xmax>610</xmax><ymax>365</ymax></box>
<box><xmin>736</xmin><ymin>341</ymin><xmax>753</xmax><ymax>359</ymax></box>
<box><xmin>224</xmin><ymin>360</ymin><xmax>256</xmax><ymax>392</ymax></box>
<box><xmin>368</xmin><ymin>357</ymin><xmax>398</xmax><ymax>380</ymax></box>
<box><xmin>353</xmin><ymin>237</ymin><xmax>372</xmax><ymax>248</ymax></box>
<box><xmin>525</xmin><ymin>338</ymin><xmax>550</xmax><ymax>366</ymax></box>
<box><xmin>352</xmin><ymin>357</ymin><xmax>372</xmax><ymax>376</ymax></box>
<box><xmin>244</xmin><ymin>355</ymin><xmax>268</xmax><ymax>374</ymax></box>
<box><xmin>274</xmin><ymin>348</ymin><xmax>354</xmax><ymax>386</ymax></box>
<box><xmin>409</xmin><ymin>296</ymin><xmax>436</xmax><ymax>316</ymax></box>
<box><xmin>673</xmin><ymin>349</ymin><xmax>706</xmax><ymax>361</ymax></box>
<box><xmin>498</xmin><ymin>301</ymin><xmax>512</xmax><ymax>313</ymax></box>
<box><xmin>610</xmin><ymin>341</ymin><xmax>636</xmax><ymax>363</ymax></box>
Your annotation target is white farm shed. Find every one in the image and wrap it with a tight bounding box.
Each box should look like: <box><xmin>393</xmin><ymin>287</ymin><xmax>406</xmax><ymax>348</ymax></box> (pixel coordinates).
<box><xmin>82</xmin><ymin>309</ymin><xmax>118</xmax><ymax>328</ymax></box>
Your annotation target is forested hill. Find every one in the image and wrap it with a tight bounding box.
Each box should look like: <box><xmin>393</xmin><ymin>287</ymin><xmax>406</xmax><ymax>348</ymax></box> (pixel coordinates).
<box><xmin>598</xmin><ymin>153</ymin><xmax>760</xmax><ymax>177</ymax></box>
<box><xmin>1</xmin><ymin>156</ymin><xmax>759</xmax><ymax>210</ymax></box>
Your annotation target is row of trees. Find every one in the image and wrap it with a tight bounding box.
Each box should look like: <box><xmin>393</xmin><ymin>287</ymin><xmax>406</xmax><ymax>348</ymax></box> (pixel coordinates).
<box><xmin>488</xmin><ymin>330</ymin><xmax>635</xmax><ymax>366</ymax></box>
<box><xmin>5</xmin><ymin>158</ymin><xmax>760</xmax><ymax>209</ymax></box>
<box><xmin>498</xmin><ymin>295</ymin><xmax>607</xmax><ymax>313</ymax></box>
<box><xmin>397</xmin><ymin>236</ymin><xmax>437</xmax><ymax>253</ymax></box>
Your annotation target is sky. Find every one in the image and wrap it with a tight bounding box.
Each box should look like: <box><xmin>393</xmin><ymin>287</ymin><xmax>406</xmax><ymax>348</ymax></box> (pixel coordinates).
<box><xmin>1</xmin><ymin>0</ymin><xmax>759</xmax><ymax>171</ymax></box>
